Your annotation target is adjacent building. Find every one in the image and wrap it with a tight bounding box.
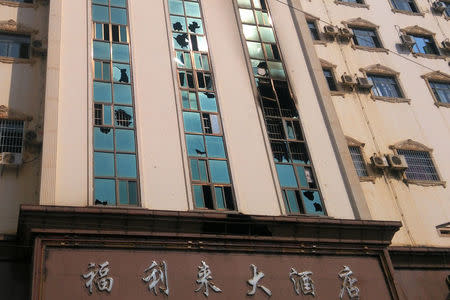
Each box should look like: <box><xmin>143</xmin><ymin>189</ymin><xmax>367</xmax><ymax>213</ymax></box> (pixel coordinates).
<box><xmin>0</xmin><ymin>0</ymin><xmax>448</xmax><ymax>299</ymax></box>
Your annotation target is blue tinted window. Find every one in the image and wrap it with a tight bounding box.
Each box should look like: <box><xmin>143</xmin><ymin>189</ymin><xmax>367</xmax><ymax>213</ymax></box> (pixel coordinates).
<box><xmin>184</xmin><ymin>1</ymin><xmax>201</xmax><ymax>17</ymax></box>
<box><xmin>412</xmin><ymin>35</ymin><xmax>439</xmax><ymax>55</ymax></box>
<box><xmin>111</xmin><ymin>7</ymin><xmax>127</xmax><ymax>25</ymax></box>
<box><xmin>94</xmin><ymin>179</ymin><xmax>116</xmax><ymax>205</ymax></box>
<box><xmin>209</xmin><ymin>160</ymin><xmax>230</xmax><ymax>183</ymax></box>
<box><xmin>215</xmin><ymin>187</ymin><xmax>225</xmax><ymax>209</ymax></box>
<box><xmin>186</xmin><ymin>134</ymin><xmax>206</xmax><ymax>156</ymax></box>
<box><xmin>92</xmin><ymin>5</ymin><xmax>109</xmax><ymax>23</ymax></box>
<box><xmin>183</xmin><ymin>112</ymin><xmax>203</xmax><ymax>133</ymax></box>
<box><xmin>113</xmin><ymin>84</ymin><xmax>132</xmax><ymax>104</ymax></box>
<box><xmin>283</xmin><ymin>190</ymin><xmax>300</xmax><ymax>213</ymax></box>
<box><xmin>115</xmin><ymin>129</ymin><xmax>135</xmax><ymax>152</ymax></box>
<box><xmin>93</xmin><ymin>41</ymin><xmax>110</xmax><ymax>60</ymax></box>
<box><xmin>429</xmin><ymin>81</ymin><xmax>450</xmax><ymax>104</ymax></box>
<box><xmin>112</xmin><ymin>43</ymin><xmax>130</xmax><ymax>62</ymax></box>
<box><xmin>302</xmin><ymin>191</ymin><xmax>325</xmax><ymax>215</ymax></box>
<box><xmin>205</xmin><ymin>136</ymin><xmax>225</xmax><ymax>158</ymax></box>
<box><xmin>199</xmin><ymin>93</ymin><xmax>217</xmax><ymax>112</ymax></box>
<box><xmin>276</xmin><ymin>164</ymin><xmax>298</xmax><ymax>188</ymax></box>
<box><xmin>94</xmin><ymin>127</ymin><xmax>113</xmax><ymax>151</ymax></box>
<box><xmin>193</xmin><ymin>185</ymin><xmax>205</xmax><ymax>207</ymax></box>
<box><xmin>94</xmin><ymin>152</ymin><xmax>115</xmax><ymax>176</ymax></box>
<box><xmin>169</xmin><ymin>0</ymin><xmax>184</xmax><ymax>15</ymax></box>
<box><xmin>116</xmin><ymin>153</ymin><xmax>137</xmax><ymax>178</ymax></box>
<box><xmin>111</xmin><ymin>0</ymin><xmax>126</xmax><ymax>8</ymax></box>
<box><xmin>94</xmin><ymin>82</ymin><xmax>112</xmax><ymax>102</ymax></box>
<box><xmin>114</xmin><ymin>106</ymin><xmax>134</xmax><ymax>128</ymax></box>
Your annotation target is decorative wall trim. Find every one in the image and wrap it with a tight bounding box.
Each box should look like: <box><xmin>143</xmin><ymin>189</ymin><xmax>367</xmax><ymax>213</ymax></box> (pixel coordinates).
<box><xmin>0</xmin><ymin>19</ymin><xmax>38</xmax><ymax>34</ymax></box>
<box><xmin>0</xmin><ymin>0</ymin><xmax>35</xmax><ymax>8</ymax></box>
<box><xmin>0</xmin><ymin>56</ymin><xmax>34</xmax><ymax>64</ymax></box>
<box><xmin>0</xmin><ymin>105</ymin><xmax>32</xmax><ymax>120</ymax></box>
<box><xmin>390</xmin><ymin>139</ymin><xmax>433</xmax><ymax>152</ymax></box>
<box><xmin>400</xmin><ymin>25</ymin><xmax>434</xmax><ymax>36</ymax></box>
<box><xmin>345</xmin><ymin>136</ymin><xmax>365</xmax><ymax>147</ymax></box>
<box><xmin>334</xmin><ymin>0</ymin><xmax>369</xmax><ymax>9</ymax></box>
<box><xmin>360</xmin><ymin>64</ymin><xmax>399</xmax><ymax>75</ymax></box>
<box><xmin>342</xmin><ymin>17</ymin><xmax>378</xmax><ymax>28</ymax></box>
<box><xmin>319</xmin><ymin>58</ymin><xmax>336</xmax><ymax>69</ymax></box>
<box><xmin>390</xmin><ymin>8</ymin><xmax>424</xmax><ymax>17</ymax></box>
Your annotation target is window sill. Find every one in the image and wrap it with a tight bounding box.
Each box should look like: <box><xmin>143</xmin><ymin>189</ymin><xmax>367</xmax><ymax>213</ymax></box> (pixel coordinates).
<box><xmin>352</xmin><ymin>45</ymin><xmax>389</xmax><ymax>53</ymax></box>
<box><xmin>412</xmin><ymin>53</ymin><xmax>445</xmax><ymax>60</ymax></box>
<box><xmin>0</xmin><ymin>56</ymin><xmax>33</xmax><ymax>64</ymax></box>
<box><xmin>330</xmin><ymin>90</ymin><xmax>346</xmax><ymax>97</ymax></box>
<box><xmin>404</xmin><ymin>179</ymin><xmax>447</xmax><ymax>188</ymax></box>
<box><xmin>334</xmin><ymin>1</ymin><xmax>369</xmax><ymax>9</ymax></box>
<box><xmin>371</xmin><ymin>95</ymin><xmax>411</xmax><ymax>104</ymax></box>
<box><xmin>391</xmin><ymin>8</ymin><xmax>424</xmax><ymax>17</ymax></box>
<box><xmin>313</xmin><ymin>40</ymin><xmax>327</xmax><ymax>46</ymax></box>
<box><xmin>0</xmin><ymin>0</ymin><xmax>35</xmax><ymax>8</ymax></box>
<box><xmin>434</xmin><ymin>101</ymin><xmax>450</xmax><ymax>108</ymax></box>
<box><xmin>360</xmin><ymin>176</ymin><xmax>376</xmax><ymax>183</ymax></box>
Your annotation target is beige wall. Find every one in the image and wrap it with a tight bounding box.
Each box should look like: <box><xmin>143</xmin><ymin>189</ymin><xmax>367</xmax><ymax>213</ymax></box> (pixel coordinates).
<box><xmin>0</xmin><ymin>2</ymin><xmax>48</xmax><ymax>233</ymax></box>
<box><xmin>299</xmin><ymin>0</ymin><xmax>450</xmax><ymax>246</ymax></box>
<box><xmin>37</xmin><ymin>0</ymin><xmax>356</xmax><ymax>219</ymax></box>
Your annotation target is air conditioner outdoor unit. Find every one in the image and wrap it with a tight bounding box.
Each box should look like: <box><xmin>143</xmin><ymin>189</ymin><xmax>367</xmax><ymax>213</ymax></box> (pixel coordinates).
<box><xmin>339</xmin><ymin>28</ymin><xmax>353</xmax><ymax>39</ymax></box>
<box><xmin>371</xmin><ymin>155</ymin><xmax>389</xmax><ymax>169</ymax></box>
<box><xmin>341</xmin><ymin>73</ymin><xmax>355</xmax><ymax>86</ymax></box>
<box><xmin>400</xmin><ymin>34</ymin><xmax>416</xmax><ymax>47</ymax></box>
<box><xmin>432</xmin><ymin>1</ymin><xmax>447</xmax><ymax>13</ymax></box>
<box><xmin>442</xmin><ymin>40</ymin><xmax>450</xmax><ymax>51</ymax></box>
<box><xmin>323</xmin><ymin>25</ymin><xmax>338</xmax><ymax>37</ymax></box>
<box><xmin>0</xmin><ymin>152</ymin><xmax>23</xmax><ymax>166</ymax></box>
<box><xmin>356</xmin><ymin>77</ymin><xmax>373</xmax><ymax>89</ymax></box>
<box><xmin>386</xmin><ymin>154</ymin><xmax>408</xmax><ymax>170</ymax></box>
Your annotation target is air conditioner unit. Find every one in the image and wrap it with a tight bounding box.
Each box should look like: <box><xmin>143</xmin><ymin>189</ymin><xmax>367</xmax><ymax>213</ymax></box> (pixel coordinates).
<box><xmin>432</xmin><ymin>1</ymin><xmax>447</xmax><ymax>13</ymax></box>
<box><xmin>371</xmin><ymin>155</ymin><xmax>389</xmax><ymax>169</ymax></box>
<box><xmin>339</xmin><ymin>28</ymin><xmax>353</xmax><ymax>39</ymax></box>
<box><xmin>323</xmin><ymin>25</ymin><xmax>338</xmax><ymax>37</ymax></box>
<box><xmin>356</xmin><ymin>77</ymin><xmax>373</xmax><ymax>89</ymax></box>
<box><xmin>400</xmin><ymin>34</ymin><xmax>416</xmax><ymax>47</ymax></box>
<box><xmin>442</xmin><ymin>40</ymin><xmax>450</xmax><ymax>51</ymax></box>
<box><xmin>386</xmin><ymin>154</ymin><xmax>408</xmax><ymax>170</ymax></box>
<box><xmin>341</xmin><ymin>73</ymin><xmax>355</xmax><ymax>86</ymax></box>
<box><xmin>0</xmin><ymin>152</ymin><xmax>23</xmax><ymax>166</ymax></box>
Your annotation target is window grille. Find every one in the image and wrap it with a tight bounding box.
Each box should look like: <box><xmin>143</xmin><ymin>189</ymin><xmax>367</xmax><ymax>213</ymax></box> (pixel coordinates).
<box><xmin>348</xmin><ymin>146</ymin><xmax>368</xmax><ymax>177</ymax></box>
<box><xmin>397</xmin><ymin>149</ymin><xmax>440</xmax><ymax>181</ymax></box>
<box><xmin>0</xmin><ymin>119</ymin><xmax>24</xmax><ymax>153</ymax></box>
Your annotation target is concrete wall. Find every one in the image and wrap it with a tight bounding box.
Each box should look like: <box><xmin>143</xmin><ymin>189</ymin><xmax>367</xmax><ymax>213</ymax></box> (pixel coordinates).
<box><xmin>299</xmin><ymin>0</ymin><xmax>450</xmax><ymax>247</ymax></box>
<box><xmin>38</xmin><ymin>0</ymin><xmax>356</xmax><ymax>219</ymax></box>
<box><xmin>0</xmin><ymin>2</ymin><xmax>48</xmax><ymax>233</ymax></box>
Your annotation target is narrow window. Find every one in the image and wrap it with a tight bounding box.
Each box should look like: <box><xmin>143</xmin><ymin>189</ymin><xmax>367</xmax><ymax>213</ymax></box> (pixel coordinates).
<box><xmin>351</xmin><ymin>27</ymin><xmax>381</xmax><ymax>48</ymax></box>
<box><xmin>348</xmin><ymin>146</ymin><xmax>369</xmax><ymax>177</ymax></box>
<box><xmin>429</xmin><ymin>81</ymin><xmax>450</xmax><ymax>104</ymax></box>
<box><xmin>367</xmin><ymin>74</ymin><xmax>403</xmax><ymax>98</ymax></box>
<box><xmin>322</xmin><ymin>68</ymin><xmax>338</xmax><ymax>91</ymax></box>
<box><xmin>397</xmin><ymin>150</ymin><xmax>440</xmax><ymax>181</ymax></box>
<box><xmin>0</xmin><ymin>33</ymin><xmax>30</xmax><ymax>59</ymax></box>
<box><xmin>339</xmin><ymin>0</ymin><xmax>364</xmax><ymax>3</ymax></box>
<box><xmin>307</xmin><ymin>20</ymin><xmax>320</xmax><ymax>41</ymax></box>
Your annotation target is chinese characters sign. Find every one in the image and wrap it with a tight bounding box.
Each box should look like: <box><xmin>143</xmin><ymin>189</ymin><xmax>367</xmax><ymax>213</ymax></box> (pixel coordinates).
<box><xmin>82</xmin><ymin>261</ymin><xmax>360</xmax><ymax>298</ymax></box>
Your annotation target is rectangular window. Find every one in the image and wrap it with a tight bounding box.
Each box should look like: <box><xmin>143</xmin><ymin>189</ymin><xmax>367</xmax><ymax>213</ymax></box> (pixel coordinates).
<box><xmin>351</xmin><ymin>28</ymin><xmax>381</xmax><ymax>48</ymax></box>
<box><xmin>339</xmin><ymin>0</ymin><xmax>364</xmax><ymax>3</ymax></box>
<box><xmin>7</xmin><ymin>0</ymin><xmax>33</xmax><ymax>3</ymax></box>
<box><xmin>307</xmin><ymin>21</ymin><xmax>320</xmax><ymax>41</ymax></box>
<box><xmin>397</xmin><ymin>150</ymin><xmax>440</xmax><ymax>181</ymax></box>
<box><xmin>411</xmin><ymin>35</ymin><xmax>439</xmax><ymax>55</ymax></box>
<box><xmin>0</xmin><ymin>119</ymin><xmax>24</xmax><ymax>153</ymax></box>
<box><xmin>0</xmin><ymin>33</ymin><xmax>30</xmax><ymax>59</ymax></box>
<box><xmin>391</xmin><ymin>0</ymin><xmax>418</xmax><ymax>12</ymax></box>
<box><xmin>322</xmin><ymin>68</ymin><xmax>338</xmax><ymax>91</ymax></box>
<box><xmin>348</xmin><ymin>146</ymin><xmax>368</xmax><ymax>177</ymax></box>
<box><xmin>429</xmin><ymin>81</ymin><xmax>450</xmax><ymax>104</ymax></box>
<box><xmin>368</xmin><ymin>74</ymin><xmax>403</xmax><ymax>98</ymax></box>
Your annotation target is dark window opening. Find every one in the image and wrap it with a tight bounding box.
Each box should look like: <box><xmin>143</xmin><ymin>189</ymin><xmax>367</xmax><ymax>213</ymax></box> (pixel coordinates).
<box><xmin>0</xmin><ymin>33</ymin><xmax>30</xmax><ymax>59</ymax></box>
<box><xmin>322</xmin><ymin>68</ymin><xmax>338</xmax><ymax>91</ymax></box>
<box><xmin>307</xmin><ymin>21</ymin><xmax>320</xmax><ymax>41</ymax></box>
<box><xmin>0</xmin><ymin>119</ymin><xmax>24</xmax><ymax>153</ymax></box>
<box><xmin>351</xmin><ymin>27</ymin><xmax>381</xmax><ymax>48</ymax></box>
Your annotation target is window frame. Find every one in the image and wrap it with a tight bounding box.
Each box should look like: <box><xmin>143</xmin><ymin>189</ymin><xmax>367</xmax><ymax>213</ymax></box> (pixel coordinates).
<box><xmin>0</xmin><ymin>0</ymin><xmax>35</xmax><ymax>8</ymax></box>
<box><xmin>346</xmin><ymin>137</ymin><xmax>375</xmax><ymax>182</ymax></box>
<box><xmin>320</xmin><ymin>59</ymin><xmax>345</xmax><ymax>96</ymax></box>
<box><xmin>400</xmin><ymin>26</ymin><xmax>442</xmax><ymax>59</ymax></box>
<box><xmin>390</xmin><ymin>140</ymin><xmax>446</xmax><ymax>187</ymax></box>
<box><xmin>335</xmin><ymin>0</ymin><xmax>369</xmax><ymax>9</ymax></box>
<box><xmin>342</xmin><ymin>18</ymin><xmax>387</xmax><ymax>53</ymax></box>
<box><xmin>422</xmin><ymin>71</ymin><xmax>450</xmax><ymax>108</ymax></box>
<box><xmin>304</xmin><ymin>15</ymin><xmax>326</xmax><ymax>45</ymax></box>
<box><xmin>360</xmin><ymin>64</ymin><xmax>410</xmax><ymax>103</ymax></box>
<box><xmin>0</xmin><ymin>20</ymin><xmax>35</xmax><ymax>63</ymax></box>
<box><xmin>388</xmin><ymin>0</ymin><xmax>423</xmax><ymax>16</ymax></box>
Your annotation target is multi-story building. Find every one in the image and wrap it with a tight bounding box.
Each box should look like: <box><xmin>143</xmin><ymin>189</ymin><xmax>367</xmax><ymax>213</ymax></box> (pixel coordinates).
<box><xmin>0</xmin><ymin>0</ymin><xmax>448</xmax><ymax>299</ymax></box>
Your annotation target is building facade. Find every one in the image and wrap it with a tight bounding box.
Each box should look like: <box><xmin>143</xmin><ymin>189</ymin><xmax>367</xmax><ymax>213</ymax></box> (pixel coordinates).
<box><xmin>0</xmin><ymin>0</ymin><xmax>448</xmax><ymax>299</ymax></box>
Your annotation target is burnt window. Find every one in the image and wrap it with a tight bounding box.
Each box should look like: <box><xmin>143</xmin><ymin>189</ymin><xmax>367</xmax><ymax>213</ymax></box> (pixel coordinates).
<box><xmin>0</xmin><ymin>33</ymin><xmax>30</xmax><ymax>59</ymax></box>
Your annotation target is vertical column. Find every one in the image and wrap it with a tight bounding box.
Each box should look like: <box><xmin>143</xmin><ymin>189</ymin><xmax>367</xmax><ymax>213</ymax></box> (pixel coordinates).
<box><xmin>91</xmin><ymin>0</ymin><xmax>139</xmax><ymax>206</ymax></box>
<box><xmin>168</xmin><ymin>0</ymin><xmax>236</xmax><ymax>211</ymax></box>
<box><xmin>235</xmin><ymin>0</ymin><xmax>325</xmax><ymax>215</ymax></box>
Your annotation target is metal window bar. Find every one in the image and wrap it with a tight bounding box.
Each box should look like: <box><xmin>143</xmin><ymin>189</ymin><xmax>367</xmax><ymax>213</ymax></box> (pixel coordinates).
<box><xmin>348</xmin><ymin>146</ymin><xmax>368</xmax><ymax>177</ymax></box>
<box><xmin>397</xmin><ymin>149</ymin><xmax>440</xmax><ymax>181</ymax></box>
<box><xmin>0</xmin><ymin>119</ymin><xmax>24</xmax><ymax>153</ymax></box>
